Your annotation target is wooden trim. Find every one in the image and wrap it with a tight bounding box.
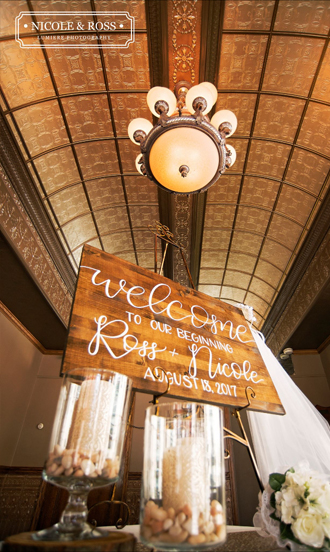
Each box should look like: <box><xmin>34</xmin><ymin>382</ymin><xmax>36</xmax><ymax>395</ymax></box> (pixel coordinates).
<box><xmin>292</xmin><ymin>349</ymin><xmax>319</xmax><ymax>355</ymax></box>
<box><xmin>318</xmin><ymin>334</ymin><xmax>330</xmax><ymax>353</ymax></box>
<box><xmin>0</xmin><ymin>466</ymin><xmax>43</xmax><ymax>475</ymax></box>
<box><xmin>292</xmin><ymin>335</ymin><xmax>330</xmax><ymax>355</ymax></box>
<box><xmin>0</xmin><ymin>301</ymin><xmax>63</xmax><ymax>356</ymax></box>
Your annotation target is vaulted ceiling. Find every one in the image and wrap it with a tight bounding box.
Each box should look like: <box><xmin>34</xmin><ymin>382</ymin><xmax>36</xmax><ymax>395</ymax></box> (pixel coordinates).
<box><xmin>1</xmin><ymin>0</ymin><xmax>330</xmax><ymax>355</ymax></box>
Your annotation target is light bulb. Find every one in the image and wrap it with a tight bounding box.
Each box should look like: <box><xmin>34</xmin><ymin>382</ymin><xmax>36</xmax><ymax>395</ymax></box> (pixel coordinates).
<box><xmin>146</xmin><ymin>87</ymin><xmax>177</xmax><ymax>117</ymax></box>
<box><xmin>185</xmin><ymin>84</ymin><xmax>214</xmax><ymax>115</ymax></box>
<box><xmin>128</xmin><ymin>118</ymin><xmax>153</xmax><ymax>144</ymax></box>
<box><xmin>226</xmin><ymin>144</ymin><xmax>236</xmax><ymax>167</ymax></box>
<box><xmin>211</xmin><ymin>110</ymin><xmax>237</xmax><ymax>137</ymax></box>
<box><xmin>200</xmin><ymin>82</ymin><xmax>218</xmax><ymax>105</ymax></box>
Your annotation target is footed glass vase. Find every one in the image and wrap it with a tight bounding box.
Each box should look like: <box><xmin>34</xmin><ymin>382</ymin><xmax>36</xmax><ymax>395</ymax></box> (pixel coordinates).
<box><xmin>33</xmin><ymin>367</ymin><xmax>132</xmax><ymax>541</ymax></box>
<box><xmin>140</xmin><ymin>402</ymin><xmax>226</xmax><ymax>550</ymax></box>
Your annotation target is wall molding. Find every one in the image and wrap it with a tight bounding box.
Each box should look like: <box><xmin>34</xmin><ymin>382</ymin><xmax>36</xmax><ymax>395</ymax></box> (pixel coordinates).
<box><xmin>0</xmin><ymin>301</ymin><xmax>63</xmax><ymax>356</ymax></box>
<box><xmin>0</xmin><ymin>163</ymin><xmax>72</xmax><ymax>327</ymax></box>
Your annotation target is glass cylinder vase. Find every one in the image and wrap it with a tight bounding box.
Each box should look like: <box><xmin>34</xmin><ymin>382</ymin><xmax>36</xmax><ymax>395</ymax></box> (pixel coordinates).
<box><xmin>140</xmin><ymin>402</ymin><xmax>226</xmax><ymax>550</ymax></box>
<box><xmin>34</xmin><ymin>367</ymin><xmax>132</xmax><ymax>541</ymax></box>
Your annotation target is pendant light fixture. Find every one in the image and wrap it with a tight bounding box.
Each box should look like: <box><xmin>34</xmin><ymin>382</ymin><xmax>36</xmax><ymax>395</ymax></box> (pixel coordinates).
<box><xmin>128</xmin><ymin>81</ymin><xmax>237</xmax><ymax>194</ymax></box>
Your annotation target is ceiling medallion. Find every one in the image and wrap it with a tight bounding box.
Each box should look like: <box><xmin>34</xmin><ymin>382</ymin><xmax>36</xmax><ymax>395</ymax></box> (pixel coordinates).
<box><xmin>128</xmin><ymin>81</ymin><xmax>237</xmax><ymax>194</ymax></box>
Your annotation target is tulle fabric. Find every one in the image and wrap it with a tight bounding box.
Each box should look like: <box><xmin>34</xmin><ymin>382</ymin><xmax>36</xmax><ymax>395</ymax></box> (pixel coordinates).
<box><xmin>247</xmin><ymin>331</ymin><xmax>330</xmax><ymax>487</ymax></box>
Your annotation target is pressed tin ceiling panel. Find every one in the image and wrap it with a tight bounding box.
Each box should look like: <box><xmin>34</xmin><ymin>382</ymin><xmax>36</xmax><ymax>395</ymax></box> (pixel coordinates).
<box><xmin>199</xmin><ymin>0</ymin><xmax>330</xmax><ymax>328</ymax></box>
<box><xmin>0</xmin><ymin>0</ymin><xmax>329</xmax><ymax>346</ymax></box>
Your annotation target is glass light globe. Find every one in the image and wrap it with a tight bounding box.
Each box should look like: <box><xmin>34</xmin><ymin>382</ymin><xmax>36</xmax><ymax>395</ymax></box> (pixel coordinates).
<box><xmin>128</xmin><ymin>118</ymin><xmax>153</xmax><ymax>144</ymax></box>
<box><xmin>211</xmin><ymin>110</ymin><xmax>237</xmax><ymax>137</ymax></box>
<box><xmin>200</xmin><ymin>82</ymin><xmax>218</xmax><ymax>105</ymax></box>
<box><xmin>135</xmin><ymin>154</ymin><xmax>144</xmax><ymax>175</ymax></box>
<box><xmin>147</xmin><ymin>87</ymin><xmax>177</xmax><ymax>117</ymax></box>
<box><xmin>185</xmin><ymin>84</ymin><xmax>214</xmax><ymax>115</ymax></box>
<box><xmin>149</xmin><ymin>126</ymin><xmax>220</xmax><ymax>193</ymax></box>
<box><xmin>226</xmin><ymin>144</ymin><xmax>236</xmax><ymax>167</ymax></box>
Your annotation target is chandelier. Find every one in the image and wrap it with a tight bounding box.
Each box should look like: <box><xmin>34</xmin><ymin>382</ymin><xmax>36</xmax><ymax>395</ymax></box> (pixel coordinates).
<box><xmin>128</xmin><ymin>81</ymin><xmax>237</xmax><ymax>194</ymax></box>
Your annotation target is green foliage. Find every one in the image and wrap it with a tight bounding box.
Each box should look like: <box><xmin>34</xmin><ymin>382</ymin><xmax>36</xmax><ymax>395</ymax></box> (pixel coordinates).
<box><xmin>269</xmin><ymin>472</ymin><xmax>286</xmax><ymax>492</ymax></box>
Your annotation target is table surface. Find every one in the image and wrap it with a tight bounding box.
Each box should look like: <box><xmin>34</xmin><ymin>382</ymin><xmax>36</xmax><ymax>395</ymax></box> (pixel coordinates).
<box><xmin>103</xmin><ymin>525</ymin><xmax>280</xmax><ymax>552</ymax></box>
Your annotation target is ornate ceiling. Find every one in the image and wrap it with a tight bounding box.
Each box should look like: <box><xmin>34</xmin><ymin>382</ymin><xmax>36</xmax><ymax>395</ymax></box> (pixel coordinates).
<box><xmin>0</xmin><ymin>0</ymin><xmax>330</xmax><ymax>354</ymax></box>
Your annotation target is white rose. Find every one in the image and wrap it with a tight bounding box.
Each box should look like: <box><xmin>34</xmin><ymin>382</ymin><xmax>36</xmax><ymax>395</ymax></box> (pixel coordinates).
<box><xmin>323</xmin><ymin>515</ymin><xmax>330</xmax><ymax>539</ymax></box>
<box><xmin>280</xmin><ymin>487</ymin><xmax>301</xmax><ymax>524</ymax></box>
<box><xmin>292</xmin><ymin>511</ymin><xmax>325</xmax><ymax>548</ymax></box>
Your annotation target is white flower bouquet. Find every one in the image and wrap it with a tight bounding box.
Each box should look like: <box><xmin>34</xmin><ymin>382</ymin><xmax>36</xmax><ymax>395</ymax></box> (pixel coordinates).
<box><xmin>255</xmin><ymin>463</ymin><xmax>330</xmax><ymax>551</ymax></box>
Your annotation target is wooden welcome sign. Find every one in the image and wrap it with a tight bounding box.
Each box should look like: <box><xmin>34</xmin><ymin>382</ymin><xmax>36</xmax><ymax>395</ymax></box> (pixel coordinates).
<box><xmin>62</xmin><ymin>245</ymin><xmax>284</xmax><ymax>414</ymax></box>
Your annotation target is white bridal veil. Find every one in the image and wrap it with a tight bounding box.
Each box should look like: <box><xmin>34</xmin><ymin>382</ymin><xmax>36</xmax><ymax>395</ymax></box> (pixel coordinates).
<box><xmin>239</xmin><ymin>307</ymin><xmax>330</xmax><ymax>486</ymax></box>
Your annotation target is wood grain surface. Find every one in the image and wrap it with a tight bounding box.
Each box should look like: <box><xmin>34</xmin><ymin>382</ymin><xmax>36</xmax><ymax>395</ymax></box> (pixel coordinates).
<box><xmin>62</xmin><ymin>245</ymin><xmax>284</xmax><ymax>414</ymax></box>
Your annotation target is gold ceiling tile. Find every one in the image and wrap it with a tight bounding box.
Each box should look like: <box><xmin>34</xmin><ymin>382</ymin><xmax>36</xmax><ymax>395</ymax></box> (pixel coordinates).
<box><xmin>198</xmin><ymin>285</ymin><xmax>221</xmax><ymax>298</ymax></box>
<box><xmin>254</xmin><ymin>95</ymin><xmax>305</xmax><ymax>142</ymax></box>
<box><xmin>254</xmin><ymin>258</ymin><xmax>282</xmax><ymax>289</ymax></box>
<box><xmin>202</xmin><ymin>229</ymin><xmax>232</xmax><ymax>251</ymax></box>
<box><xmin>204</xmin><ymin>204</ymin><xmax>236</xmax><ymax>229</ymax></box>
<box><xmin>267</xmin><ymin>214</ymin><xmax>302</xmax><ymax>250</ymax></box>
<box><xmin>94</xmin><ymin>205</ymin><xmax>129</xmax><ymax>233</ymax></box>
<box><xmin>102</xmin><ymin>231</ymin><xmax>134</xmax><ymax>255</ymax></box>
<box><xmin>0</xmin><ymin>1</ymin><xmax>31</xmax><ymax>37</ymax></box>
<box><xmin>47</xmin><ymin>47</ymin><xmax>105</xmax><ymax>94</ymax></box>
<box><xmin>260</xmin><ymin>238</ymin><xmax>293</xmax><ymax>271</ymax></box>
<box><xmin>247</xmin><ymin>140</ymin><xmax>291</xmax><ymax>179</ymax></box>
<box><xmin>215</xmin><ymin>93</ymin><xmax>257</xmax><ymax>136</ymax></box>
<box><xmin>227</xmin><ymin>138</ymin><xmax>249</xmax><ymax>172</ymax></box>
<box><xmin>223</xmin><ymin>0</ymin><xmax>275</xmax><ymax>30</ymax></box>
<box><xmin>200</xmin><ymin>250</ymin><xmax>228</xmax><ymax>269</ymax></box>
<box><xmin>249</xmin><ymin>277</ymin><xmax>276</xmax><ymax>304</ymax></box>
<box><xmin>207</xmin><ymin>174</ymin><xmax>241</xmax><ymax>204</ymax></box>
<box><xmin>133</xmin><ymin>229</ymin><xmax>161</xmax><ymax>252</ymax></box>
<box><xmin>312</xmin><ymin>43</ymin><xmax>330</xmax><ymax>102</ymax></box>
<box><xmin>31</xmin><ymin>0</ymin><xmax>92</xmax><ymax>14</ymax></box>
<box><xmin>124</xmin><ymin>175</ymin><xmax>158</xmax><ymax>203</ymax></box>
<box><xmin>72</xmin><ymin>237</ymin><xmax>101</xmax><ymax>268</ymax></box>
<box><xmin>118</xmin><ymin>139</ymin><xmax>138</xmax><ymax>172</ymax></box>
<box><xmin>75</xmin><ymin>140</ymin><xmax>119</xmax><ymax>177</ymax></box>
<box><xmin>61</xmin><ymin>95</ymin><xmax>113</xmax><ymax>141</ymax></box>
<box><xmin>62</xmin><ymin>213</ymin><xmax>96</xmax><ymax>251</ymax></box>
<box><xmin>33</xmin><ymin>147</ymin><xmax>80</xmax><ymax>194</ymax></box>
<box><xmin>231</xmin><ymin>231</ymin><xmax>263</xmax><ymax>255</ymax></box>
<box><xmin>227</xmin><ymin>252</ymin><xmax>257</xmax><ymax>272</ymax></box>
<box><xmin>5</xmin><ymin>115</ymin><xmax>29</xmax><ymax>160</ymax></box>
<box><xmin>94</xmin><ymin>0</ymin><xmax>146</xmax><ymax>29</ymax></box>
<box><xmin>241</xmin><ymin>176</ymin><xmax>279</xmax><ymax>208</ymax></box>
<box><xmin>297</xmin><ymin>102</ymin><xmax>330</xmax><ymax>157</ymax></box>
<box><xmin>13</xmin><ymin>100</ymin><xmax>68</xmax><ymax>157</ymax></box>
<box><xmin>235</xmin><ymin>205</ymin><xmax>271</xmax><ymax>234</ymax></box>
<box><xmin>263</xmin><ymin>36</ymin><xmax>325</xmax><ymax>96</ymax></box>
<box><xmin>275</xmin><ymin>0</ymin><xmax>330</xmax><ymax>34</ymax></box>
<box><xmin>86</xmin><ymin>176</ymin><xmax>125</xmax><ymax>208</ymax></box>
<box><xmin>0</xmin><ymin>40</ymin><xmax>54</xmax><ymax>108</ymax></box>
<box><xmin>118</xmin><ymin>252</ymin><xmax>137</xmax><ymax>264</ymax></box>
<box><xmin>111</xmin><ymin>93</ymin><xmax>150</xmax><ymax>136</ymax></box>
<box><xmin>49</xmin><ymin>184</ymin><xmax>90</xmax><ymax>226</ymax></box>
<box><xmin>137</xmin><ymin>251</ymin><xmax>155</xmax><ymax>269</ymax></box>
<box><xmin>244</xmin><ymin>292</ymin><xmax>268</xmax><ymax>317</ymax></box>
<box><xmin>276</xmin><ymin>184</ymin><xmax>315</xmax><ymax>226</ymax></box>
<box><xmin>218</xmin><ymin>34</ymin><xmax>268</xmax><ymax>90</ymax></box>
<box><xmin>286</xmin><ymin>148</ymin><xmax>330</xmax><ymax>195</ymax></box>
<box><xmin>103</xmin><ymin>34</ymin><xmax>149</xmax><ymax>90</ymax></box>
<box><xmin>199</xmin><ymin>268</ymin><xmax>224</xmax><ymax>285</ymax></box>
<box><xmin>220</xmin><ymin>287</ymin><xmax>246</xmax><ymax>303</ymax></box>
<box><xmin>129</xmin><ymin>204</ymin><xmax>159</xmax><ymax>228</ymax></box>
<box><xmin>223</xmin><ymin>270</ymin><xmax>251</xmax><ymax>289</ymax></box>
